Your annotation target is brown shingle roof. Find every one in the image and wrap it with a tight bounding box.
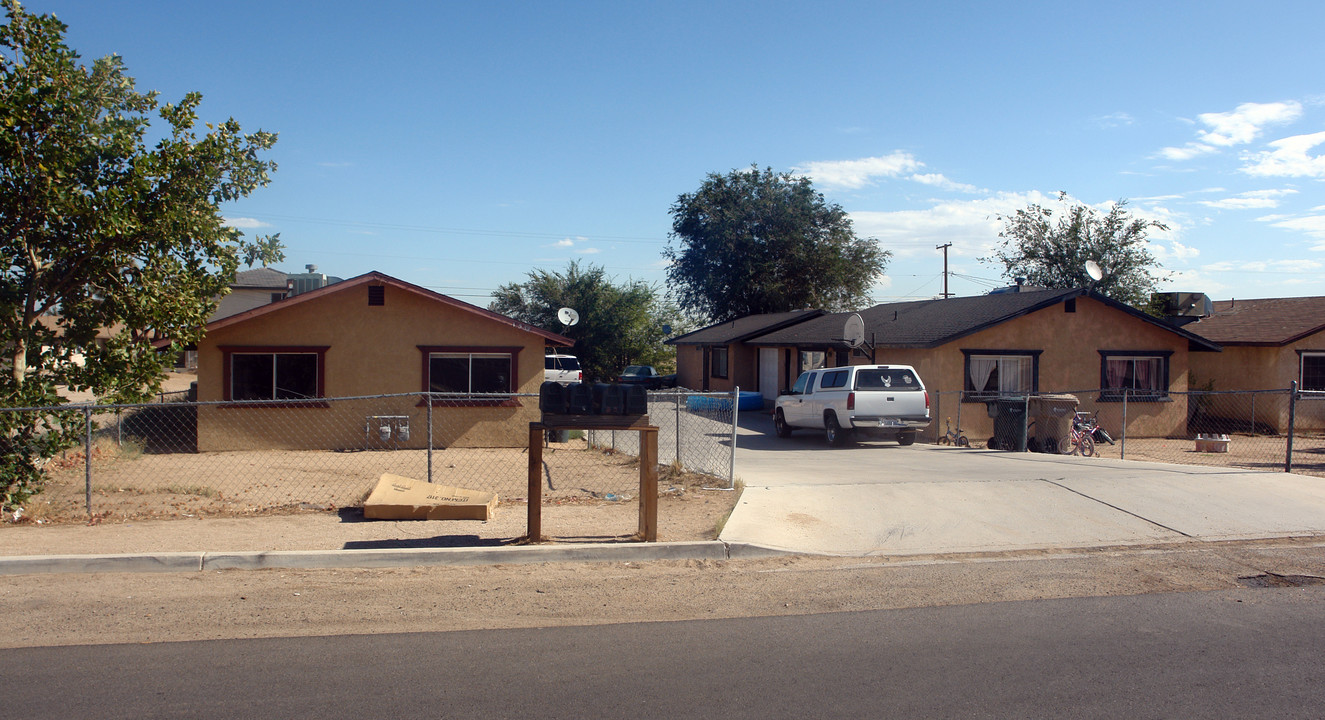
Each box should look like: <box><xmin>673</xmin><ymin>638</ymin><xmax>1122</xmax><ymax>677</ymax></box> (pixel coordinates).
<box><xmin>1185</xmin><ymin>297</ymin><xmax>1325</xmax><ymax>345</ymax></box>
<box><xmin>666</xmin><ymin>309</ymin><xmax>824</xmax><ymax>346</ymax></box>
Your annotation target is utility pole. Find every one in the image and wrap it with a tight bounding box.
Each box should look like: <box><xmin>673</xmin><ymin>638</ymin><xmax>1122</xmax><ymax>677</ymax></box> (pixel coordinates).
<box><xmin>936</xmin><ymin>243</ymin><xmax>953</xmax><ymax>298</ymax></box>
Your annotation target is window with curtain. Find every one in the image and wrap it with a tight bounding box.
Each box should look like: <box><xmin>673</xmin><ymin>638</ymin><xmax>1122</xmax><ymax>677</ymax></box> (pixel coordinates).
<box><xmin>964</xmin><ymin>353</ymin><xmax>1035</xmax><ymax>398</ymax></box>
<box><xmin>1100</xmin><ymin>352</ymin><xmax>1169</xmax><ymax>400</ymax></box>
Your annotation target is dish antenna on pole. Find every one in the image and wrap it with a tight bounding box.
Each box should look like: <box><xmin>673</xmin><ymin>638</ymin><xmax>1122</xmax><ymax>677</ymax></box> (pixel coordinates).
<box><xmin>834</xmin><ymin>312</ymin><xmax>875</xmax><ymax>362</ymax></box>
<box><xmin>843</xmin><ymin>313</ymin><xmax>866</xmax><ymax>348</ymax></box>
<box><xmin>557</xmin><ymin>307</ymin><xmax>580</xmax><ymax>327</ymax></box>
<box><xmin>1085</xmin><ymin>260</ymin><xmax>1104</xmax><ymax>283</ymax></box>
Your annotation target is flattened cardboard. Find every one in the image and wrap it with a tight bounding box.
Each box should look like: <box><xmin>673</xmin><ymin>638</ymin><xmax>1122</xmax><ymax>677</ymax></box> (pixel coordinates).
<box><xmin>363</xmin><ymin>473</ymin><xmax>498</xmax><ymax>521</ymax></box>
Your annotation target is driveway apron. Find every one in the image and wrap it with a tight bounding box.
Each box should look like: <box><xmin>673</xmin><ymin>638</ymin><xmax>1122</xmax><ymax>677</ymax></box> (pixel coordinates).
<box><xmin>721</xmin><ymin>413</ymin><xmax>1325</xmax><ymax>556</ymax></box>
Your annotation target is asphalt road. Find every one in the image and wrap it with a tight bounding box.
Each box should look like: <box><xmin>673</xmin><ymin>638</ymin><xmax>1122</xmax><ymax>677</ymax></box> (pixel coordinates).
<box><xmin>10</xmin><ymin>586</ymin><xmax>1325</xmax><ymax>719</ymax></box>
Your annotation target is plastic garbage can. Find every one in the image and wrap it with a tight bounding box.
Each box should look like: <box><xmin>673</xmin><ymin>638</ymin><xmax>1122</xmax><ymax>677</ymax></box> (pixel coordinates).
<box><xmin>985</xmin><ymin>397</ymin><xmax>1028</xmax><ymax>451</ymax></box>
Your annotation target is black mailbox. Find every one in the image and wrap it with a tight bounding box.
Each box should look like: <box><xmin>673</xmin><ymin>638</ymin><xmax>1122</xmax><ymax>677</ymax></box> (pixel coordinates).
<box><xmin>566</xmin><ymin>382</ymin><xmax>594</xmax><ymax>414</ymax></box>
<box><xmin>539</xmin><ymin>381</ymin><xmax>569</xmax><ymax>414</ymax></box>
<box><xmin>594</xmin><ymin>383</ymin><xmax>624</xmax><ymax>415</ymax></box>
<box><xmin>621</xmin><ymin>383</ymin><xmax>647</xmax><ymax>415</ymax></box>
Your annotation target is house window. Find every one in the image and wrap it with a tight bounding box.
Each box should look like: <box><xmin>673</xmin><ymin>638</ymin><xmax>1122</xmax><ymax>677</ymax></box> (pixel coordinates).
<box><xmin>428</xmin><ymin>352</ymin><xmax>512</xmax><ymax>394</ymax></box>
<box><xmin>799</xmin><ymin>350</ymin><xmax>825</xmax><ymax>374</ymax></box>
<box><xmin>1099</xmin><ymin>351</ymin><xmax>1171</xmax><ymax>400</ymax></box>
<box><xmin>417</xmin><ymin>346</ymin><xmax>521</xmax><ymax>406</ymax></box>
<box><xmin>963</xmin><ymin>351</ymin><xmax>1038</xmax><ymax>399</ymax></box>
<box><xmin>1300</xmin><ymin>352</ymin><xmax>1325</xmax><ymax>392</ymax></box>
<box><xmin>711</xmin><ymin>347</ymin><xmax>729</xmax><ymax>378</ymax></box>
<box><xmin>222</xmin><ymin>347</ymin><xmax>326</xmax><ymax>401</ymax></box>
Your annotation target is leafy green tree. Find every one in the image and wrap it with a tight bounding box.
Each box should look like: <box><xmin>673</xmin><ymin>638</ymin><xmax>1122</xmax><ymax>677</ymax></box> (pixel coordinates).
<box><xmin>0</xmin><ymin>1</ymin><xmax>278</xmax><ymax>508</ymax></box>
<box><xmin>665</xmin><ymin>165</ymin><xmax>889</xmax><ymax>322</ymax></box>
<box><xmin>985</xmin><ymin>192</ymin><xmax>1170</xmax><ymax>309</ymax></box>
<box><xmin>490</xmin><ymin>261</ymin><xmax>676</xmax><ymax>382</ymax></box>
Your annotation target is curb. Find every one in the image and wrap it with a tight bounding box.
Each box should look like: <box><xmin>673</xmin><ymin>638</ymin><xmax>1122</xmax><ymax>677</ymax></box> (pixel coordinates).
<box><xmin>0</xmin><ymin>541</ymin><xmax>793</xmax><ymax>575</ymax></box>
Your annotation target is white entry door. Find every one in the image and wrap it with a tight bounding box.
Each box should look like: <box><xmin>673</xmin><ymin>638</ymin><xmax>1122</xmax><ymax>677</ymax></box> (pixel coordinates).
<box><xmin>758</xmin><ymin>348</ymin><xmax>779</xmax><ymax>406</ymax></box>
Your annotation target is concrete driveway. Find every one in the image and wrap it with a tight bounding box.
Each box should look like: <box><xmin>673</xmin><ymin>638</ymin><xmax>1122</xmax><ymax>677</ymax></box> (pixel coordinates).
<box><xmin>720</xmin><ymin>410</ymin><xmax>1325</xmax><ymax>556</ymax></box>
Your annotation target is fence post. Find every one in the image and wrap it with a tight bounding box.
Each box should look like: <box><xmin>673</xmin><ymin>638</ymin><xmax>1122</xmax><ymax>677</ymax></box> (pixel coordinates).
<box><xmin>675</xmin><ymin>392</ymin><xmax>681</xmax><ymax>467</ymax></box>
<box><xmin>1120</xmin><ymin>389</ymin><xmax>1128</xmax><ymax>460</ymax></box>
<box><xmin>1251</xmin><ymin>393</ymin><xmax>1256</xmax><ymax>435</ymax></box>
<box><xmin>728</xmin><ymin>387</ymin><xmax>739</xmax><ymax>488</ymax></box>
<box><xmin>426</xmin><ymin>393</ymin><xmax>434</xmax><ymax>483</ymax></box>
<box><xmin>1286</xmin><ymin>382</ymin><xmax>1297</xmax><ymax>473</ymax></box>
<box><xmin>83</xmin><ymin>406</ymin><xmax>93</xmax><ymax>518</ymax></box>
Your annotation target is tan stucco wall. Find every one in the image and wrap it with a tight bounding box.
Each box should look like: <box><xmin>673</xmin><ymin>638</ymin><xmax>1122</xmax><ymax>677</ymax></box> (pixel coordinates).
<box><xmin>1189</xmin><ymin>330</ymin><xmax>1325</xmax><ymax>433</ymax></box>
<box><xmin>196</xmin><ymin>283</ymin><xmax>546</xmax><ymax>451</ymax></box>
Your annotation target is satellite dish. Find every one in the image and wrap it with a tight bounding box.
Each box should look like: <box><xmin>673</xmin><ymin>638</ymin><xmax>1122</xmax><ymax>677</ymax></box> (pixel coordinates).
<box><xmin>556</xmin><ymin>307</ymin><xmax>580</xmax><ymax>327</ymax></box>
<box><xmin>1085</xmin><ymin>260</ymin><xmax>1104</xmax><ymax>282</ymax></box>
<box><xmin>843</xmin><ymin>313</ymin><xmax>866</xmax><ymax>348</ymax></box>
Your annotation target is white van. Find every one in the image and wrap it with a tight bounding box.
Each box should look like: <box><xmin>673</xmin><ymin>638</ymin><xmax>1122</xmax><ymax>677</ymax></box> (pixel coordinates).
<box><xmin>544</xmin><ymin>354</ymin><xmax>582</xmax><ymax>385</ymax></box>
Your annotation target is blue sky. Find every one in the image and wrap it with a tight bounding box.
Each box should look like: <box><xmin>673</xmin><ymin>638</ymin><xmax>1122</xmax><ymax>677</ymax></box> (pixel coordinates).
<box><xmin>24</xmin><ymin>0</ymin><xmax>1325</xmax><ymax>305</ymax></box>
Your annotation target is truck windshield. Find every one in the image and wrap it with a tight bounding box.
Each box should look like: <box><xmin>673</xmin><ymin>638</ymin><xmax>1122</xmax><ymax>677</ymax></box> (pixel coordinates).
<box><xmin>854</xmin><ymin>369</ymin><xmax>921</xmax><ymax>390</ymax></box>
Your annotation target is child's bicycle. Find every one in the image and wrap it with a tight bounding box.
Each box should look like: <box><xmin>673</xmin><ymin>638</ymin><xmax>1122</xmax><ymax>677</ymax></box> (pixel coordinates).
<box><xmin>1057</xmin><ymin>412</ymin><xmax>1098</xmax><ymax>456</ymax></box>
<box><xmin>937</xmin><ymin>417</ymin><xmax>970</xmax><ymax>447</ymax></box>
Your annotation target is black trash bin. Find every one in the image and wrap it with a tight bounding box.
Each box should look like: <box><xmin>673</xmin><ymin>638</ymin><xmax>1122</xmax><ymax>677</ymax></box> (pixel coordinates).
<box><xmin>985</xmin><ymin>396</ymin><xmax>1028</xmax><ymax>451</ymax></box>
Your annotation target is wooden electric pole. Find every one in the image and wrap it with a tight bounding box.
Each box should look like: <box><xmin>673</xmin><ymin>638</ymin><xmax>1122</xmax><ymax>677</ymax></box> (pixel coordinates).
<box><xmin>936</xmin><ymin>243</ymin><xmax>953</xmax><ymax>298</ymax></box>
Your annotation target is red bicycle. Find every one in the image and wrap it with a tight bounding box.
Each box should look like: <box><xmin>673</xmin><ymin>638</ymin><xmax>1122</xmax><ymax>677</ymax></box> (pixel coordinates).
<box><xmin>1057</xmin><ymin>412</ymin><xmax>1098</xmax><ymax>457</ymax></box>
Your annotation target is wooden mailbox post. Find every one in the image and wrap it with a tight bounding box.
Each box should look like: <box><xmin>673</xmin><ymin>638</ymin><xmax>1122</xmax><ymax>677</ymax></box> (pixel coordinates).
<box><xmin>527</xmin><ymin>415</ymin><xmax>659</xmax><ymax>542</ymax></box>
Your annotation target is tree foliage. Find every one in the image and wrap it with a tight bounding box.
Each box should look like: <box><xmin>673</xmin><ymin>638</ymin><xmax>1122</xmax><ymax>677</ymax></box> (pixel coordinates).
<box><xmin>0</xmin><ymin>1</ymin><xmax>278</xmax><ymax>507</ymax></box>
<box><xmin>665</xmin><ymin>165</ymin><xmax>889</xmax><ymax>322</ymax></box>
<box><xmin>984</xmin><ymin>192</ymin><xmax>1169</xmax><ymax>308</ymax></box>
<box><xmin>490</xmin><ymin>261</ymin><xmax>678</xmax><ymax>382</ymax></box>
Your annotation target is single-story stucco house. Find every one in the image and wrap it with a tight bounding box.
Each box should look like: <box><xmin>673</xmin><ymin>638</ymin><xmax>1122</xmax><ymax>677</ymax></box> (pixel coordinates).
<box><xmin>670</xmin><ymin>287</ymin><xmax>1221</xmax><ymax>442</ymax></box>
<box><xmin>194</xmin><ymin>271</ymin><xmax>572</xmax><ymax>452</ymax></box>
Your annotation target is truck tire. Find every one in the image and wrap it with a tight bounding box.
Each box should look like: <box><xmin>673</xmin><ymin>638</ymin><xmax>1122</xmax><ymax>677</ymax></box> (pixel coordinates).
<box><xmin>897</xmin><ymin>431</ymin><xmax>916</xmax><ymax>446</ymax></box>
<box><xmin>774</xmin><ymin>409</ymin><xmax>793</xmax><ymax>438</ymax></box>
<box><xmin>825</xmin><ymin>413</ymin><xmax>848</xmax><ymax>446</ymax></box>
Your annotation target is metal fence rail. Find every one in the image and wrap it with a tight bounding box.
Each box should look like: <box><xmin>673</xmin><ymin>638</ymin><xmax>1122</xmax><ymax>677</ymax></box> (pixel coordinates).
<box><xmin>930</xmin><ymin>385</ymin><xmax>1325</xmax><ymax>478</ymax></box>
<box><xmin>3</xmin><ymin>390</ymin><xmax>738</xmax><ymax>522</ymax></box>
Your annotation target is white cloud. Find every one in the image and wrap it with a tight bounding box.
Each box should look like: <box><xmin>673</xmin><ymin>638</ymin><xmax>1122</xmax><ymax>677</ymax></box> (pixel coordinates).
<box><xmin>794</xmin><ymin>152</ymin><xmax>923</xmax><ymax>190</ymax></box>
<box><xmin>1240</xmin><ymin>131</ymin><xmax>1325</xmax><ymax>178</ymax></box>
<box><xmin>908</xmin><ymin>173</ymin><xmax>982</xmax><ymax>194</ymax></box>
<box><xmin>576</xmin><ymin>247</ymin><xmax>602</xmax><ymax>255</ymax></box>
<box><xmin>1196</xmin><ymin>101</ymin><xmax>1302</xmax><ymax>147</ymax></box>
<box><xmin>552</xmin><ymin>238</ymin><xmax>575</xmax><ymax>248</ymax></box>
<box><xmin>1158</xmin><ymin>100</ymin><xmax>1303</xmax><ymax>161</ymax></box>
<box><xmin>849</xmin><ymin>191</ymin><xmax>1056</xmax><ymax>260</ymax></box>
<box><xmin>1158</xmin><ymin>143</ymin><xmax>1219</xmax><ymax>161</ymax></box>
<box><xmin>1198</xmin><ymin>188</ymin><xmax>1299</xmax><ymax>210</ymax></box>
<box><xmin>1096</xmin><ymin>112</ymin><xmax>1134</xmax><ymax>128</ymax></box>
<box><xmin>1269</xmin><ymin>214</ymin><xmax>1325</xmax><ymax>244</ymax></box>
<box><xmin>1163</xmin><ymin>241</ymin><xmax>1201</xmax><ymax>261</ymax></box>
<box><xmin>223</xmin><ymin>217</ymin><xmax>270</xmax><ymax>229</ymax></box>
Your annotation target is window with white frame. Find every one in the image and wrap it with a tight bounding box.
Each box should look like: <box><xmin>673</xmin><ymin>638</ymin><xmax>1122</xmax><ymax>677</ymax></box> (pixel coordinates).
<box><xmin>1100</xmin><ymin>351</ymin><xmax>1170</xmax><ymax>400</ymax></box>
<box><xmin>964</xmin><ymin>352</ymin><xmax>1036</xmax><ymax>398</ymax></box>
<box><xmin>1301</xmin><ymin>352</ymin><xmax>1325</xmax><ymax>392</ymax></box>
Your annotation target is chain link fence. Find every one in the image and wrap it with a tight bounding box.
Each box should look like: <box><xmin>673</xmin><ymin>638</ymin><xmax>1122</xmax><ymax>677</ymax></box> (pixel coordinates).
<box><xmin>4</xmin><ymin>390</ymin><xmax>737</xmax><ymax>522</ymax></box>
<box><xmin>930</xmin><ymin>385</ymin><xmax>1325</xmax><ymax>478</ymax></box>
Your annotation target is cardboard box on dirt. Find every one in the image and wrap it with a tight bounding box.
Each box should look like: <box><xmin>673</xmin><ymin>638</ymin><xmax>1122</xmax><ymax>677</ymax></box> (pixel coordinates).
<box><xmin>363</xmin><ymin>473</ymin><xmax>498</xmax><ymax>521</ymax></box>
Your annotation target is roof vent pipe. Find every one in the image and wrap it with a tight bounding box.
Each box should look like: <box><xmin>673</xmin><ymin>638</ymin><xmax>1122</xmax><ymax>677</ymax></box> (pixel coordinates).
<box><xmin>306</xmin><ymin>264</ymin><xmax>318</xmax><ymax>273</ymax></box>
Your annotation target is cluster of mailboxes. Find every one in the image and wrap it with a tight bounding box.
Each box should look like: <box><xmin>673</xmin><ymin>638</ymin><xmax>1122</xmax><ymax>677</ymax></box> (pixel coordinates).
<box><xmin>539</xmin><ymin>381</ymin><xmax>648</xmax><ymax>416</ymax></box>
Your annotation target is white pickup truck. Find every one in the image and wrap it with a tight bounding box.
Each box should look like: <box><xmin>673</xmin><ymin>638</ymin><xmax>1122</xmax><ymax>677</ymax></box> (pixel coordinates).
<box><xmin>774</xmin><ymin>364</ymin><xmax>930</xmax><ymax>446</ymax></box>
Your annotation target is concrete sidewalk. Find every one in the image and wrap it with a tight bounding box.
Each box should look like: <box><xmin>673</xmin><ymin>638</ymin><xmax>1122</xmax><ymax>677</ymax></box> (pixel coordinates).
<box><xmin>0</xmin><ymin>511</ymin><xmax>783</xmax><ymax>574</ymax></box>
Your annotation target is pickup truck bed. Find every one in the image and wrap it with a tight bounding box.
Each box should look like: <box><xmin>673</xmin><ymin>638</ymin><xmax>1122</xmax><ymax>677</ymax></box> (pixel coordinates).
<box><xmin>774</xmin><ymin>364</ymin><xmax>930</xmax><ymax>446</ymax></box>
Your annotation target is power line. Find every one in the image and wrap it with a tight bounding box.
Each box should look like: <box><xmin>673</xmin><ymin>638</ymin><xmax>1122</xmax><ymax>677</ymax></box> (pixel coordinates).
<box><xmin>247</xmin><ymin>213</ymin><xmax>670</xmax><ymax>244</ymax></box>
